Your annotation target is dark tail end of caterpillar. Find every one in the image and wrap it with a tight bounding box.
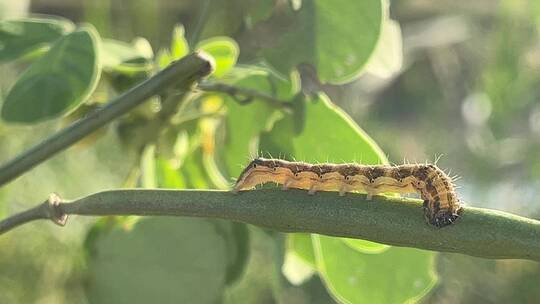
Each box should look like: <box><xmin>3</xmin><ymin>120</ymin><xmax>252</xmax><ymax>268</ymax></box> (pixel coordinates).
<box><xmin>423</xmin><ymin>200</ymin><xmax>462</xmax><ymax>228</ymax></box>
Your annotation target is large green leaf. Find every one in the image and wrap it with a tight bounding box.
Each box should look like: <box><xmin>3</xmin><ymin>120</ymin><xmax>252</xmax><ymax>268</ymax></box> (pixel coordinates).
<box><xmin>260</xmin><ymin>93</ymin><xmax>386</xmax><ymax>164</ymax></box>
<box><xmin>0</xmin><ymin>17</ymin><xmax>74</xmax><ymax>62</ymax></box>
<box><xmin>85</xmin><ymin>217</ymin><xmax>229</xmax><ymax>304</ymax></box>
<box><xmin>313</xmin><ymin>235</ymin><xmax>436</xmax><ymax>304</ymax></box>
<box><xmin>364</xmin><ymin>18</ymin><xmax>403</xmax><ymax>79</ymax></box>
<box><xmin>261</xmin><ymin>93</ymin><xmax>389</xmax><ymax>253</ymax></box>
<box><xmin>260</xmin><ymin>93</ymin><xmax>437</xmax><ymax>303</ymax></box>
<box><xmin>263</xmin><ymin>94</ymin><xmax>387</xmax><ymax>256</ymax></box>
<box><xmin>263</xmin><ymin>0</ymin><xmax>383</xmax><ymax>84</ymax></box>
<box><xmin>1</xmin><ymin>26</ymin><xmax>101</xmax><ymax>123</ymax></box>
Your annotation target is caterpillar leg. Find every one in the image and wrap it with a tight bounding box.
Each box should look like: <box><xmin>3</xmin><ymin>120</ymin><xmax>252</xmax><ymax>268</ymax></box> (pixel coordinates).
<box><xmin>362</xmin><ymin>183</ymin><xmax>377</xmax><ymax>200</ymax></box>
<box><xmin>431</xmin><ymin>211</ymin><xmax>459</xmax><ymax>228</ymax></box>
<box><xmin>365</xmin><ymin>190</ymin><xmax>376</xmax><ymax>200</ymax></box>
<box><xmin>308</xmin><ymin>184</ymin><xmax>318</xmax><ymax>195</ymax></box>
<box><xmin>423</xmin><ymin>200</ymin><xmax>460</xmax><ymax>228</ymax></box>
<box><xmin>282</xmin><ymin>179</ymin><xmax>293</xmax><ymax>190</ymax></box>
<box><xmin>338</xmin><ymin>185</ymin><xmax>348</xmax><ymax>196</ymax></box>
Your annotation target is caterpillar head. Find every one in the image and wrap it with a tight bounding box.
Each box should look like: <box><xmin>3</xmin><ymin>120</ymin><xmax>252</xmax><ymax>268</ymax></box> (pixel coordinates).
<box><xmin>232</xmin><ymin>158</ymin><xmax>276</xmax><ymax>192</ymax></box>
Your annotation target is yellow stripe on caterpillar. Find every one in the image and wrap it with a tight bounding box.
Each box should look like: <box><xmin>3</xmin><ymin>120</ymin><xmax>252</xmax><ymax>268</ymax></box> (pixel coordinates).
<box><xmin>232</xmin><ymin>158</ymin><xmax>462</xmax><ymax>228</ymax></box>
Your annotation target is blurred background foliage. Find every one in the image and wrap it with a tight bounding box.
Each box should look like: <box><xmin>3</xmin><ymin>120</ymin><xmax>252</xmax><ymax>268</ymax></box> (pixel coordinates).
<box><xmin>1</xmin><ymin>0</ymin><xmax>540</xmax><ymax>303</ymax></box>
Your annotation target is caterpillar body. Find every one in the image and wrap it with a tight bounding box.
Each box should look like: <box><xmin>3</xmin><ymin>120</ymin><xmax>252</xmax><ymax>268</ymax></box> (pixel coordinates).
<box><xmin>233</xmin><ymin>158</ymin><xmax>462</xmax><ymax>228</ymax></box>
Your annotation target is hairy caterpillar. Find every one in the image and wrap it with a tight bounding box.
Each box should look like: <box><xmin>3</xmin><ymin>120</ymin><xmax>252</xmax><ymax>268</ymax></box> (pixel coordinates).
<box><xmin>233</xmin><ymin>158</ymin><xmax>462</xmax><ymax>228</ymax></box>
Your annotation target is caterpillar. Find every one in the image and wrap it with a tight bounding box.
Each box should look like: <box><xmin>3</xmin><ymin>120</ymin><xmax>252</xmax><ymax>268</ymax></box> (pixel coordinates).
<box><xmin>232</xmin><ymin>158</ymin><xmax>462</xmax><ymax>228</ymax></box>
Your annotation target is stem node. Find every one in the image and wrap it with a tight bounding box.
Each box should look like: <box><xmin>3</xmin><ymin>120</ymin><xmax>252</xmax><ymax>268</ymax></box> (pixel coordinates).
<box><xmin>47</xmin><ymin>193</ymin><xmax>68</xmax><ymax>227</ymax></box>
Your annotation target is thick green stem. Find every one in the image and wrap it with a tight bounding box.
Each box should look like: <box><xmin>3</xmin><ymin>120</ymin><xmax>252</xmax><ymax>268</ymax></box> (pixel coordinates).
<box><xmin>0</xmin><ymin>53</ymin><xmax>214</xmax><ymax>188</ymax></box>
<box><xmin>2</xmin><ymin>189</ymin><xmax>539</xmax><ymax>262</ymax></box>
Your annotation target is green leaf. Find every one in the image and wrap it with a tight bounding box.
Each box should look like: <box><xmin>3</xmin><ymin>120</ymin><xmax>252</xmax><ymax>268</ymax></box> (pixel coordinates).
<box><xmin>262</xmin><ymin>0</ymin><xmax>383</xmax><ymax>84</ymax></box>
<box><xmin>171</xmin><ymin>24</ymin><xmax>189</xmax><ymax>60</ymax></box>
<box><xmin>132</xmin><ymin>37</ymin><xmax>154</xmax><ymax>58</ymax></box>
<box><xmin>155</xmin><ymin>119</ymin><xmax>216</xmax><ymax>190</ymax></box>
<box><xmin>364</xmin><ymin>19</ymin><xmax>403</xmax><ymax>79</ymax></box>
<box><xmin>218</xmin><ymin>67</ymin><xmax>299</xmax><ymax>179</ymax></box>
<box><xmin>1</xmin><ymin>26</ymin><xmax>101</xmax><ymax>123</ymax></box>
<box><xmin>282</xmin><ymin>250</ymin><xmax>317</xmax><ymax>286</ymax></box>
<box><xmin>245</xmin><ymin>0</ymin><xmax>275</xmax><ymax>24</ymax></box>
<box><xmin>260</xmin><ymin>93</ymin><xmax>437</xmax><ymax>303</ymax></box>
<box><xmin>222</xmin><ymin>97</ymin><xmax>274</xmax><ymax>178</ymax></box>
<box><xmin>85</xmin><ymin>217</ymin><xmax>229</xmax><ymax>304</ymax></box>
<box><xmin>313</xmin><ymin>235</ymin><xmax>436</xmax><ymax>304</ymax></box>
<box><xmin>101</xmin><ymin>38</ymin><xmax>152</xmax><ymax>72</ymax></box>
<box><xmin>224</xmin><ymin>227</ymin><xmax>280</xmax><ymax>304</ymax></box>
<box><xmin>179</xmin><ymin>151</ymin><xmax>214</xmax><ymax>189</ymax></box>
<box><xmin>105</xmin><ymin>60</ymin><xmax>152</xmax><ymax>95</ymax></box>
<box><xmin>263</xmin><ymin>93</ymin><xmax>390</xmax><ymax>254</ymax></box>
<box><xmin>0</xmin><ymin>17</ymin><xmax>74</xmax><ymax>62</ymax></box>
<box><xmin>288</xmin><ymin>233</ymin><xmax>316</xmax><ymax>267</ymax></box>
<box><xmin>291</xmin><ymin>235</ymin><xmax>390</xmax><ymax>264</ymax></box>
<box><xmin>156</xmin><ymin>149</ymin><xmax>214</xmax><ymax>189</ymax></box>
<box><xmin>260</xmin><ymin>93</ymin><xmax>387</xmax><ymax>164</ymax></box>
<box><xmin>197</xmin><ymin>37</ymin><xmax>239</xmax><ymax>78</ymax></box>
<box><xmin>195</xmin><ymin>0</ymin><xmax>245</xmax><ymax>41</ymax></box>
<box><xmin>212</xmin><ymin>220</ymin><xmax>251</xmax><ymax>285</ymax></box>
<box><xmin>342</xmin><ymin>238</ymin><xmax>390</xmax><ymax>254</ymax></box>
<box><xmin>147</xmin><ymin>127</ymin><xmax>250</xmax><ymax>284</ymax></box>
<box><xmin>156</xmin><ymin>48</ymin><xmax>173</xmax><ymax>69</ymax></box>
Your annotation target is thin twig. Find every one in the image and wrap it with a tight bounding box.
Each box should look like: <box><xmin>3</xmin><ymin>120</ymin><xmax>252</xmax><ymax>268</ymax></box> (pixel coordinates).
<box><xmin>0</xmin><ymin>53</ymin><xmax>214</xmax><ymax>188</ymax></box>
<box><xmin>0</xmin><ymin>194</ymin><xmax>67</xmax><ymax>234</ymax></box>
<box><xmin>198</xmin><ymin>82</ymin><xmax>293</xmax><ymax>112</ymax></box>
<box><xmin>171</xmin><ymin>111</ymin><xmax>225</xmax><ymax>126</ymax></box>
<box><xmin>1</xmin><ymin>189</ymin><xmax>540</xmax><ymax>262</ymax></box>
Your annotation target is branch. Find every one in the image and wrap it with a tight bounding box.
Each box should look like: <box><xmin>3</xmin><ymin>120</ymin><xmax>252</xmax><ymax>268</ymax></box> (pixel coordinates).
<box><xmin>1</xmin><ymin>189</ymin><xmax>539</xmax><ymax>262</ymax></box>
<box><xmin>198</xmin><ymin>82</ymin><xmax>293</xmax><ymax>111</ymax></box>
<box><xmin>0</xmin><ymin>193</ymin><xmax>67</xmax><ymax>233</ymax></box>
<box><xmin>0</xmin><ymin>53</ymin><xmax>214</xmax><ymax>188</ymax></box>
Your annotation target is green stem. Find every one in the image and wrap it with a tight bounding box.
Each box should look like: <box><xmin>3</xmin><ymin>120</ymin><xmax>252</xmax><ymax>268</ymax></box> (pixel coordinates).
<box><xmin>0</xmin><ymin>53</ymin><xmax>214</xmax><ymax>188</ymax></box>
<box><xmin>198</xmin><ymin>82</ymin><xmax>293</xmax><ymax>111</ymax></box>
<box><xmin>189</xmin><ymin>0</ymin><xmax>212</xmax><ymax>46</ymax></box>
<box><xmin>2</xmin><ymin>189</ymin><xmax>539</xmax><ymax>262</ymax></box>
